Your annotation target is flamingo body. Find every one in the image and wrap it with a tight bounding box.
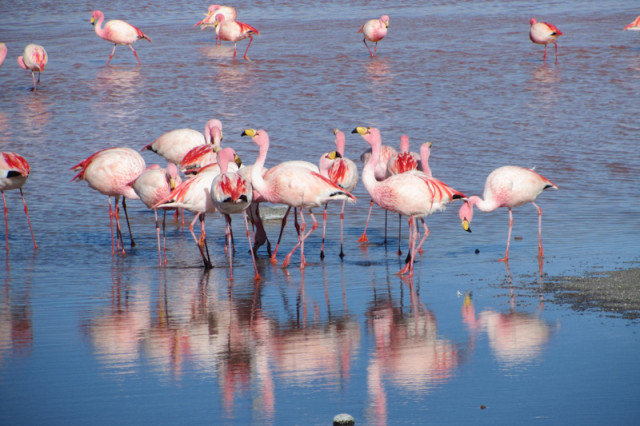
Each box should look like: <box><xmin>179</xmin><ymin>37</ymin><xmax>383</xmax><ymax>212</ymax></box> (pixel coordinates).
<box><xmin>0</xmin><ymin>152</ymin><xmax>37</xmax><ymax>251</ymax></box>
<box><xmin>458</xmin><ymin>165</ymin><xmax>558</xmax><ymax>261</ymax></box>
<box><xmin>91</xmin><ymin>10</ymin><xmax>151</xmax><ymax>65</ymax></box>
<box><xmin>358</xmin><ymin>15</ymin><xmax>389</xmax><ymax>57</ymax></box>
<box><xmin>215</xmin><ymin>15</ymin><xmax>259</xmax><ymax>61</ymax></box>
<box><xmin>17</xmin><ymin>44</ymin><xmax>48</xmax><ymax>91</ymax></box>
<box><xmin>529</xmin><ymin>18</ymin><xmax>563</xmax><ymax>64</ymax></box>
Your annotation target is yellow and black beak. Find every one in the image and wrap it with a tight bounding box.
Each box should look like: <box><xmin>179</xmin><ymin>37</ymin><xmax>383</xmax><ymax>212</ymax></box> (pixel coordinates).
<box><xmin>352</xmin><ymin>126</ymin><xmax>368</xmax><ymax>135</ymax></box>
<box><xmin>241</xmin><ymin>128</ymin><xmax>257</xmax><ymax>138</ymax></box>
<box><xmin>327</xmin><ymin>151</ymin><xmax>342</xmax><ymax>160</ymax></box>
<box><xmin>234</xmin><ymin>154</ymin><xmax>242</xmax><ymax>168</ymax></box>
<box><xmin>462</xmin><ymin>219</ymin><xmax>471</xmax><ymax>233</ymax></box>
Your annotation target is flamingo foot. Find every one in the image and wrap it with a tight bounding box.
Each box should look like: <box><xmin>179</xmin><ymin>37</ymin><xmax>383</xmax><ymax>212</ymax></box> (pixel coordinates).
<box><xmin>270</xmin><ymin>255</ymin><xmax>279</xmax><ymax>265</ymax></box>
<box><xmin>357</xmin><ymin>232</ymin><xmax>369</xmax><ymax>244</ymax></box>
<box><xmin>281</xmin><ymin>254</ymin><xmax>291</xmax><ymax>269</ymax></box>
<box><xmin>497</xmin><ymin>257</ymin><xmax>509</xmax><ymax>263</ymax></box>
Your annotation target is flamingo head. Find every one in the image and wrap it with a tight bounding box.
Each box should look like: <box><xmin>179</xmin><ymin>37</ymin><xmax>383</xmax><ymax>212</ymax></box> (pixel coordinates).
<box><xmin>458</xmin><ymin>200</ymin><xmax>474</xmax><ymax>233</ymax></box>
<box><xmin>318</xmin><ymin>151</ymin><xmax>341</xmax><ymax>177</ymax></box>
<box><xmin>529</xmin><ymin>18</ymin><xmax>537</xmax><ymax>27</ymax></box>
<box><xmin>214</xmin><ymin>13</ymin><xmax>226</xmax><ymax>26</ymax></box>
<box><xmin>241</xmin><ymin>128</ymin><xmax>269</xmax><ymax>149</ymax></box>
<box><xmin>166</xmin><ymin>163</ymin><xmax>181</xmax><ymax>190</ymax></box>
<box><xmin>380</xmin><ymin>15</ymin><xmax>390</xmax><ymax>28</ymax></box>
<box><xmin>91</xmin><ymin>10</ymin><xmax>103</xmax><ymax>25</ymax></box>
<box><xmin>352</xmin><ymin>126</ymin><xmax>380</xmax><ymax>148</ymax></box>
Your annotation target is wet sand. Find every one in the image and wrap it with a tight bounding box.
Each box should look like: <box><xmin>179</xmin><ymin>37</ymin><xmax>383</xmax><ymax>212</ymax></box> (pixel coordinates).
<box><xmin>546</xmin><ymin>266</ymin><xmax>640</xmax><ymax>320</ymax></box>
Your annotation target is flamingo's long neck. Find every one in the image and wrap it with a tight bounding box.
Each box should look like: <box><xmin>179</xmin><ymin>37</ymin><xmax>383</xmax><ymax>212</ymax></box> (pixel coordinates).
<box><xmin>420</xmin><ymin>147</ymin><xmax>431</xmax><ymax>177</ymax></box>
<box><xmin>361</xmin><ymin>133</ymin><xmax>381</xmax><ymax>199</ymax></box>
<box><xmin>335</xmin><ymin>133</ymin><xmax>345</xmax><ymax>157</ymax></box>
<box><xmin>468</xmin><ymin>195</ymin><xmax>498</xmax><ymax>213</ymax></box>
<box><xmin>93</xmin><ymin>14</ymin><xmax>106</xmax><ymax>39</ymax></box>
<box><xmin>250</xmin><ymin>137</ymin><xmax>269</xmax><ymax>198</ymax></box>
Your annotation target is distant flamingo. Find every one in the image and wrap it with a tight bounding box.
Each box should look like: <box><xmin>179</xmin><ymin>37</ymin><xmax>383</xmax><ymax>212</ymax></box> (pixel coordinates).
<box><xmin>132</xmin><ymin>163</ymin><xmax>181</xmax><ymax>266</ymax></box>
<box><xmin>154</xmin><ymin>162</ymin><xmax>229</xmax><ymax>269</ymax></box>
<box><xmin>354</xmin><ymin>126</ymin><xmax>466</xmax><ymax>276</ymax></box>
<box><xmin>142</xmin><ymin>119</ymin><xmax>223</xmax><ymax>166</ymax></box>
<box><xmin>0</xmin><ymin>43</ymin><xmax>7</xmax><ymax>67</ymax></box>
<box><xmin>458</xmin><ymin>165</ymin><xmax>558</xmax><ymax>262</ymax></box>
<box><xmin>0</xmin><ymin>152</ymin><xmax>37</xmax><ymax>252</ymax></box>
<box><xmin>17</xmin><ymin>44</ymin><xmax>47</xmax><ymax>91</ymax></box>
<box><xmin>210</xmin><ymin>147</ymin><xmax>260</xmax><ymax>281</ymax></box>
<box><xmin>194</xmin><ymin>4</ymin><xmax>237</xmax><ymax>45</ymax></box>
<box><xmin>529</xmin><ymin>18</ymin><xmax>563</xmax><ymax>64</ymax></box>
<box><xmin>358</xmin><ymin>15</ymin><xmax>389</xmax><ymax>57</ymax></box>
<box><xmin>71</xmin><ymin>147</ymin><xmax>146</xmax><ymax>255</ymax></box>
<box><xmin>91</xmin><ymin>10</ymin><xmax>152</xmax><ymax>65</ymax></box>
<box><xmin>624</xmin><ymin>16</ymin><xmax>640</xmax><ymax>30</ymax></box>
<box><xmin>241</xmin><ymin>128</ymin><xmax>355</xmax><ymax>269</ymax></box>
<box><xmin>318</xmin><ymin>129</ymin><xmax>359</xmax><ymax>259</ymax></box>
<box><xmin>214</xmin><ymin>14</ymin><xmax>259</xmax><ymax>62</ymax></box>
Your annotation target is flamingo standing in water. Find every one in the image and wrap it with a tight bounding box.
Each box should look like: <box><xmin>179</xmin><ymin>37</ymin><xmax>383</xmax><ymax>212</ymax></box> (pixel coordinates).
<box><xmin>241</xmin><ymin>128</ymin><xmax>355</xmax><ymax>269</ymax></box>
<box><xmin>132</xmin><ymin>164</ymin><xmax>181</xmax><ymax>266</ymax></box>
<box><xmin>0</xmin><ymin>43</ymin><xmax>7</xmax><ymax>67</ymax></box>
<box><xmin>529</xmin><ymin>18</ymin><xmax>563</xmax><ymax>64</ymax></box>
<box><xmin>458</xmin><ymin>165</ymin><xmax>558</xmax><ymax>262</ymax></box>
<box><xmin>71</xmin><ymin>147</ymin><xmax>146</xmax><ymax>255</ymax></box>
<box><xmin>0</xmin><ymin>152</ymin><xmax>37</xmax><ymax>252</ymax></box>
<box><xmin>214</xmin><ymin>14</ymin><xmax>260</xmax><ymax>62</ymax></box>
<box><xmin>358</xmin><ymin>15</ymin><xmax>389</xmax><ymax>57</ymax></box>
<box><xmin>142</xmin><ymin>119</ymin><xmax>223</xmax><ymax>166</ymax></box>
<box><xmin>17</xmin><ymin>44</ymin><xmax>47</xmax><ymax>91</ymax></box>
<box><xmin>318</xmin><ymin>129</ymin><xmax>359</xmax><ymax>259</ymax></box>
<box><xmin>90</xmin><ymin>10</ymin><xmax>152</xmax><ymax>65</ymax></box>
<box><xmin>624</xmin><ymin>16</ymin><xmax>640</xmax><ymax>30</ymax></box>
<box><xmin>354</xmin><ymin>126</ymin><xmax>466</xmax><ymax>276</ymax></box>
<box><xmin>194</xmin><ymin>4</ymin><xmax>237</xmax><ymax>45</ymax></box>
<box><xmin>210</xmin><ymin>147</ymin><xmax>260</xmax><ymax>281</ymax></box>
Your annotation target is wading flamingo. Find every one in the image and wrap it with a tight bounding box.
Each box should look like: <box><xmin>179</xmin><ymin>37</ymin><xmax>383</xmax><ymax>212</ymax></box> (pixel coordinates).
<box><xmin>624</xmin><ymin>16</ymin><xmax>640</xmax><ymax>30</ymax></box>
<box><xmin>210</xmin><ymin>147</ymin><xmax>260</xmax><ymax>281</ymax></box>
<box><xmin>318</xmin><ymin>129</ymin><xmax>359</xmax><ymax>259</ymax></box>
<box><xmin>214</xmin><ymin>14</ymin><xmax>259</xmax><ymax>62</ymax></box>
<box><xmin>0</xmin><ymin>152</ymin><xmax>37</xmax><ymax>252</ymax></box>
<box><xmin>241</xmin><ymin>129</ymin><xmax>355</xmax><ymax>269</ymax></box>
<box><xmin>458</xmin><ymin>165</ymin><xmax>558</xmax><ymax>262</ymax></box>
<box><xmin>71</xmin><ymin>147</ymin><xmax>146</xmax><ymax>255</ymax></box>
<box><xmin>529</xmin><ymin>18</ymin><xmax>563</xmax><ymax>64</ymax></box>
<box><xmin>91</xmin><ymin>10</ymin><xmax>152</xmax><ymax>65</ymax></box>
<box><xmin>17</xmin><ymin>44</ymin><xmax>47</xmax><ymax>91</ymax></box>
<box><xmin>354</xmin><ymin>126</ymin><xmax>466</xmax><ymax>276</ymax></box>
<box><xmin>194</xmin><ymin>4</ymin><xmax>237</xmax><ymax>45</ymax></box>
<box><xmin>132</xmin><ymin>164</ymin><xmax>181</xmax><ymax>266</ymax></box>
<box><xmin>142</xmin><ymin>119</ymin><xmax>223</xmax><ymax>166</ymax></box>
<box><xmin>0</xmin><ymin>43</ymin><xmax>7</xmax><ymax>67</ymax></box>
<box><xmin>358</xmin><ymin>15</ymin><xmax>389</xmax><ymax>57</ymax></box>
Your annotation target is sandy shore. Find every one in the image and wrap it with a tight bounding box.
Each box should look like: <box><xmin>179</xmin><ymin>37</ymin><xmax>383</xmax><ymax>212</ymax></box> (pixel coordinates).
<box><xmin>546</xmin><ymin>265</ymin><xmax>640</xmax><ymax>320</ymax></box>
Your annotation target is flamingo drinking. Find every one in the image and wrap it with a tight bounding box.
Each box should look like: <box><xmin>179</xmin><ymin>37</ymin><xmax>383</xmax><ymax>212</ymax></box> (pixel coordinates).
<box><xmin>0</xmin><ymin>152</ymin><xmax>37</xmax><ymax>252</ymax></box>
<box><xmin>17</xmin><ymin>44</ymin><xmax>47</xmax><ymax>91</ymax></box>
<box><xmin>529</xmin><ymin>18</ymin><xmax>563</xmax><ymax>64</ymax></box>
<box><xmin>91</xmin><ymin>10</ymin><xmax>152</xmax><ymax>65</ymax></box>
<box><xmin>358</xmin><ymin>15</ymin><xmax>389</xmax><ymax>57</ymax></box>
<box><xmin>214</xmin><ymin>14</ymin><xmax>259</xmax><ymax>62</ymax></box>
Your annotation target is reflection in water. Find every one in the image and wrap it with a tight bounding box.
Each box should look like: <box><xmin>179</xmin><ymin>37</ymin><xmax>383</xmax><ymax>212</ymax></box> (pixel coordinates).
<box><xmin>92</xmin><ymin>67</ymin><xmax>143</xmax><ymax>120</ymax></box>
<box><xmin>528</xmin><ymin>64</ymin><xmax>560</xmax><ymax>110</ymax></box>
<box><xmin>363</xmin><ymin>57</ymin><xmax>393</xmax><ymax>88</ymax></box>
<box><xmin>366</xmin><ymin>277</ymin><xmax>458</xmax><ymax>426</ymax></box>
<box><xmin>0</xmin><ymin>259</ymin><xmax>34</xmax><ymax>365</ymax></box>
<box><xmin>17</xmin><ymin>95</ymin><xmax>51</xmax><ymax>135</ymax></box>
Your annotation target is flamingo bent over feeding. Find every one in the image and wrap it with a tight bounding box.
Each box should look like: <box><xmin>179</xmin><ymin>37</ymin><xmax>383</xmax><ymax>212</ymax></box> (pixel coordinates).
<box><xmin>91</xmin><ymin>10</ymin><xmax>152</xmax><ymax>65</ymax></box>
<box><xmin>358</xmin><ymin>15</ymin><xmax>389</xmax><ymax>57</ymax></box>
<box><xmin>17</xmin><ymin>44</ymin><xmax>48</xmax><ymax>91</ymax></box>
<box><xmin>242</xmin><ymin>128</ymin><xmax>356</xmax><ymax>269</ymax></box>
<box><xmin>194</xmin><ymin>4</ymin><xmax>237</xmax><ymax>45</ymax></box>
<box><xmin>458</xmin><ymin>165</ymin><xmax>558</xmax><ymax>262</ymax></box>
<box><xmin>529</xmin><ymin>18</ymin><xmax>563</xmax><ymax>64</ymax></box>
<box><xmin>214</xmin><ymin>14</ymin><xmax>259</xmax><ymax>62</ymax></box>
<box><xmin>210</xmin><ymin>147</ymin><xmax>260</xmax><ymax>280</ymax></box>
<box><xmin>354</xmin><ymin>126</ymin><xmax>466</xmax><ymax>276</ymax></box>
<box><xmin>0</xmin><ymin>152</ymin><xmax>37</xmax><ymax>252</ymax></box>
<box><xmin>132</xmin><ymin>163</ymin><xmax>181</xmax><ymax>266</ymax></box>
<box><xmin>71</xmin><ymin>147</ymin><xmax>146</xmax><ymax>255</ymax></box>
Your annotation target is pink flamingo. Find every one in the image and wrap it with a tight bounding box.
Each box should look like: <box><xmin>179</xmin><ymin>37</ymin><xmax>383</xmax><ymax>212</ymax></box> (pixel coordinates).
<box><xmin>194</xmin><ymin>4</ymin><xmax>237</xmax><ymax>45</ymax></box>
<box><xmin>214</xmin><ymin>14</ymin><xmax>259</xmax><ymax>62</ymax></box>
<box><xmin>358</xmin><ymin>132</ymin><xmax>397</xmax><ymax>244</ymax></box>
<box><xmin>142</xmin><ymin>119</ymin><xmax>223</xmax><ymax>166</ymax></box>
<box><xmin>458</xmin><ymin>165</ymin><xmax>558</xmax><ymax>262</ymax></box>
<box><xmin>0</xmin><ymin>43</ymin><xmax>7</xmax><ymax>67</ymax></box>
<box><xmin>624</xmin><ymin>16</ymin><xmax>640</xmax><ymax>30</ymax></box>
<box><xmin>17</xmin><ymin>44</ymin><xmax>48</xmax><ymax>91</ymax></box>
<box><xmin>354</xmin><ymin>126</ymin><xmax>466</xmax><ymax>276</ymax></box>
<box><xmin>0</xmin><ymin>152</ymin><xmax>37</xmax><ymax>252</ymax></box>
<box><xmin>210</xmin><ymin>147</ymin><xmax>260</xmax><ymax>281</ymax></box>
<box><xmin>358</xmin><ymin>15</ymin><xmax>389</xmax><ymax>57</ymax></box>
<box><xmin>318</xmin><ymin>129</ymin><xmax>359</xmax><ymax>259</ymax></box>
<box><xmin>529</xmin><ymin>18</ymin><xmax>563</xmax><ymax>64</ymax></box>
<box><xmin>91</xmin><ymin>10</ymin><xmax>152</xmax><ymax>65</ymax></box>
<box><xmin>241</xmin><ymin>128</ymin><xmax>356</xmax><ymax>269</ymax></box>
<box><xmin>132</xmin><ymin>163</ymin><xmax>181</xmax><ymax>266</ymax></box>
<box><xmin>71</xmin><ymin>147</ymin><xmax>146</xmax><ymax>255</ymax></box>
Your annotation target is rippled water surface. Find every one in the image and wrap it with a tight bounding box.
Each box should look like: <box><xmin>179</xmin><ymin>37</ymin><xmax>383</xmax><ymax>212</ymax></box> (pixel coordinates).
<box><xmin>1</xmin><ymin>1</ymin><xmax>639</xmax><ymax>424</ymax></box>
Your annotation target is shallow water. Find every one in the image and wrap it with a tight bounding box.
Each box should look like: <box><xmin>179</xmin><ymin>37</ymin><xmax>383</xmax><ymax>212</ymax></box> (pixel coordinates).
<box><xmin>1</xmin><ymin>1</ymin><xmax>639</xmax><ymax>424</ymax></box>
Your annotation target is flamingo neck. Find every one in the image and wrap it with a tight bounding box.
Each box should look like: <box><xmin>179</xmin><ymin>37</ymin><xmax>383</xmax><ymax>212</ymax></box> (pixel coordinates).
<box><xmin>468</xmin><ymin>195</ymin><xmax>497</xmax><ymax>213</ymax></box>
<box><xmin>250</xmin><ymin>141</ymin><xmax>268</xmax><ymax>196</ymax></box>
<box><xmin>93</xmin><ymin>14</ymin><xmax>106</xmax><ymax>38</ymax></box>
<box><xmin>362</xmin><ymin>137</ymin><xmax>381</xmax><ymax>195</ymax></box>
<box><xmin>420</xmin><ymin>149</ymin><xmax>431</xmax><ymax>177</ymax></box>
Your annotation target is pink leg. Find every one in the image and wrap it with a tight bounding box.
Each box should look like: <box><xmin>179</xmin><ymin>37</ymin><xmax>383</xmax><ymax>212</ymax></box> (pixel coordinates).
<box><xmin>532</xmin><ymin>201</ymin><xmax>544</xmax><ymax>258</ymax></box>
<box><xmin>107</xmin><ymin>197</ymin><xmax>115</xmax><ymax>254</ymax></box>
<box><xmin>363</xmin><ymin>39</ymin><xmax>374</xmax><ymax>57</ymax></box>
<box><xmin>543</xmin><ymin>45</ymin><xmax>547</xmax><ymax>63</ymax></box>
<box><xmin>2</xmin><ymin>191</ymin><xmax>9</xmax><ymax>252</ymax></box>
<box><xmin>415</xmin><ymin>219</ymin><xmax>430</xmax><ymax>257</ymax></box>
<box><xmin>398</xmin><ymin>217</ymin><xmax>417</xmax><ymax>275</ymax></box>
<box><xmin>554</xmin><ymin>42</ymin><xmax>558</xmax><ymax>65</ymax></box>
<box><xmin>233</xmin><ymin>42</ymin><xmax>237</xmax><ymax>61</ymax></box>
<box><xmin>107</xmin><ymin>44</ymin><xmax>117</xmax><ymax>66</ymax></box>
<box><xmin>498</xmin><ymin>208</ymin><xmax>514</xmax><ymax>263</ymax></box>
<box><xmin>320</xmin><ymin>203</ymin><xmax>328</xmax><ymax>260</ymax></box>
<box><xmin>129</xmin><ymin>45</ymin><xmax>142</xmax><ymax>65</ymax></box>
<box><xmin>114</xmin><ymin>196</ymin><xmax>126</xmax><ymax>255</ymax></box>
<box><xmin>243</xmin><ymin>211</ymin><xmax>261</xmax><ymax>281</ymax></box>
<box><xmin>31</xmin><ymin>72</ymin><xmax>37</xmax><ymax>91</ymax></box>
<box><xmin>243</xmin><ymin>35</ymin><xmax>254</xmax><ymax>61</ymax></box>
<box><xmin>374</xmin><ymin>42</ymin><xmax>378</xmax><ymax>56</ymax></box>
<box><xmin>224</xmin><ymin>215</ymin><xmax>233</xmax><ymax>280</ymax></box>
<box><xmin>339</xmin><ymin>200</ymin><xmax>346</xmax><ymax>258</ymax></box>
<box><xmin>154</xmin><ymin>209</ymin><xmax>162</xmax><ymax>267</ymax></box>
<box><xmin>271</xmin><ymin>206</ymin><xmax>291</xmax><ymax>264</ymax></box>
<box><xmin>282</xmin><ymin>208</ymin><xmax>303</xmax><ymax>269</ymax></box>
<box><xmin>357</xmin><ymin>200</ymin><xmax>373</xmax><ymax>244</ymax></box>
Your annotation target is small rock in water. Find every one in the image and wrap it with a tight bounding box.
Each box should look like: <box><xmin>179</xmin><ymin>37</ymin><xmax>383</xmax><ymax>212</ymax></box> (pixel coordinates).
<box><xmin>333</xmin><ymin>413</ymin><xmax>355</xmax><ymax>425</ymax></box>
<box><xmin>475</xmin><ymin>248</ymin><xmax>480</xmax><ymax>254</ymax></box>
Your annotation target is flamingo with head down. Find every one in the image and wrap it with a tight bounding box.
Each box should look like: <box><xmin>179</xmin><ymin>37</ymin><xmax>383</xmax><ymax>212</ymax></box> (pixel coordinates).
<box><xmin>91</xmin><ymin>10</ymin><xmax>152</xmax><ymax>65</ymax></box>
<box><xmin>194</xmin><ymin>4</ymin><xmax>237</xmax><ymax>45</ymax></box>
<box><xmin>17</xmin><ymin>44</ymin><xmax>47</xmax><ymax>91</ymax></box>
<box><xmin>529</xmin><ymin>18</ymin><xmax>563</xmax><ymax>64</ymax></box>
<box><xmin>358</xmin><ymin>15</ymin><xmax>389</xmax><ymax>57</ymax></box>
<box><xmin>214</xmin><ymin>14</ymin><xmax>259</xmax><ymax>62</ymax></box>
<box><xmin>0</xmin><ymin>152</ymin><xmax>37</xmax><ymax>252</ymax></box>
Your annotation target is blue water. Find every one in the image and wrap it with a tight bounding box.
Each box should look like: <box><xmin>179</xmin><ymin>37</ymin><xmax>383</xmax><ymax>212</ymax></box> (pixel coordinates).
<box><xmin>1</xmin><ymin>0</ymin><xmax>639</xmax><ymax>424</ymax></box>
